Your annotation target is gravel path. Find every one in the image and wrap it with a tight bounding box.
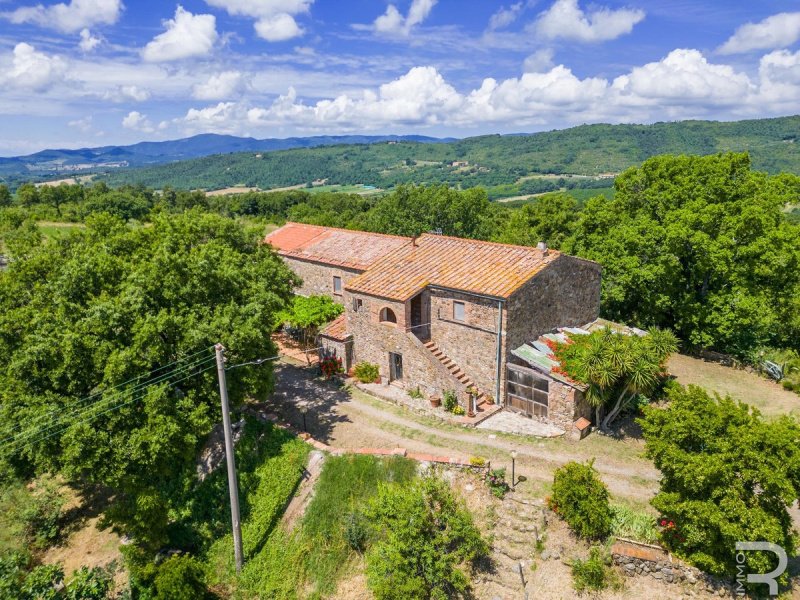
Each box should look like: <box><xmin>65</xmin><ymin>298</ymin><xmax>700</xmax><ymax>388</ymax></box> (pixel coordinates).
<box><xmin>262</xmin><ymin>363</ymin><xmax>659</xmax><ymax>504</ymax></box>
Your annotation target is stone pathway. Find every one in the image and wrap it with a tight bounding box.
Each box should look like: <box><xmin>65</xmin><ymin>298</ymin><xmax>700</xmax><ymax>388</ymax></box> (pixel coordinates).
<box><xmin>474</xmin><ymin>492</ymin><xmax>546</xmax><ymax>600</ymax></box>
<box><xmin>477</xmin><ymin>410</ymin><xmax>564</xmax><ymax>438</ymax></box>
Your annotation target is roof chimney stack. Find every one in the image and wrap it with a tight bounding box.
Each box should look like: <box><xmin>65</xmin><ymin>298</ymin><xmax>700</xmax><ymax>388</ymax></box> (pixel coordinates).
<box><xmin>412</xmin><ymin>236</ymin><xmax>418</xmax><ymax>247</ymax></box>
<box><xmin>537</xmin><ymin>241</ymin><xmax>548</xmax><ymax>254</ymax></box>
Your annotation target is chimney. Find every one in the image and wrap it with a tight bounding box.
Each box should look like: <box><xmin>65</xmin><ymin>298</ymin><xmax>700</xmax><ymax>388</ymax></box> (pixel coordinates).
<box><xmin>537</xmin><ymin>241</ymin><xmax>548</xmax><ymax>254</ymax></box>
<box><xmin>412</xmin><ymin>236</ymin><xmax>418</xmax><ymax>247</ymax></box>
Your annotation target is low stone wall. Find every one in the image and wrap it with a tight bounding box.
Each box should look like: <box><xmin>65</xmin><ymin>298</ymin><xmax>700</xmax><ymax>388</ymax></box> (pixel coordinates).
<box><xmin>611</xmin><ymin>540</ymin><xmax>735</xmax><ymax>596</ymax></box>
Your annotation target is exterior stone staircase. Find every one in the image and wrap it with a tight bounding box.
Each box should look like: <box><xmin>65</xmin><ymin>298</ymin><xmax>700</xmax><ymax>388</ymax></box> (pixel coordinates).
<box><xmin>422</xmin><ymin>340</ymin><xmax>494</xmax><ymax>415</ymax></box>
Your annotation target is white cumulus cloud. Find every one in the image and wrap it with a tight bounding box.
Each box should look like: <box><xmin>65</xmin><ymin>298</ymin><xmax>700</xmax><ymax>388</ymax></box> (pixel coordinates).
<box><xmin>175</xmin><ymin>47</ymin><xmax>800</xmax><ymax>137</ymax></box>
<box><xmin>1</xmin><ymin>43</ymin><xmax>67</xmax><ymax>91</ymax></box>
<box><xmin>372</xmin><ymin>0</ymin><xmax>437</xmax><ymax>36</ymax></box>
<box><xmin>184</xmin><ymin>101</ymin><xmax>240</xmax><ymax>133</ymax></box>
<box><xmin>142</xmin><ymin>6</ymin><xmax>218</xmax><ymax>62</ymax></box>
<box><xmin>611</xmin><ymin>49</ymin><xmax>753</xmax><ymax>105</ymax></box>
<box><xmin>718</xmin><ymin>12</ymin><xmax>800</xmax><ymax>55</ymax></box>
<box><xmin>254</xmin><ymin>13</ymin><xmax>303</xmax><ymax>41</ymax></box>
<box><xmin>523</xmin><ymin>48</ymin><xmax>555</xmax><ymax>73</ymax></box>
<box><xmin>122</xmin><ymin>110</ymin><xmax>154</xmax><ymax>133</ymax></box>
<box><xmin>4</xmin><ymin>0</ymin><xmax>122</xmax><ymax>33</ymax></box>
<box><xmin>192</xmin><ymin>71</ymin><xmax>243</xmax><ymax>100</ymax></box>
<box><xmin>78</xmin><ymin>28</ymin><xmax>102</xmax><ymax>52</ymax></box>
<box><xmin>534</xmin><ymin>0</ymin><xmax>644</xmax><ymax>42</ymax></box>
<box><xmin>756</xmin><ymin>49</ymin><xmax>800</xmax><ymax>110</ymax></box>
<box><xmin>205</xmin><ymin>0</ymin><xmax>311</xmax><ymax>42</ymax></box>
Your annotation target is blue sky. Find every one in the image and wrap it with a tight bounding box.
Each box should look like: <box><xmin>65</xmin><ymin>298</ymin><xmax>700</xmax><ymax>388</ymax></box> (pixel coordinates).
<box><xmin>0</xmin><ymin>0</ymin><xmax>798</xmax><ymax>155</ymax></box>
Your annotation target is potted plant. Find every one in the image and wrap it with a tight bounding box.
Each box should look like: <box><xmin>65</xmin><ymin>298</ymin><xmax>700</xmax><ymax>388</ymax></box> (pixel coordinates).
<box><xmin>430</xmin><ymin>395</ymin><xmax>442</xmax><ymax>408</ymax></box>
<box><xmin>467</xmin><ymin>386</ymin><xmax>478</xmax><ymax>417</ymax></box>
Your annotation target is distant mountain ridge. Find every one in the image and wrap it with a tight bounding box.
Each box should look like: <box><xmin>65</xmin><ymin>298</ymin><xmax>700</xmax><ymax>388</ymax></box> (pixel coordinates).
<box><xmin>94</xmin><ymin>115</ymin><xmax>800</xmax><ymax>193</ymax></box>
<box><xmin>0</xmin><ymin>133</ymin><xmax>454</xmax><ymax>178</ymax></box>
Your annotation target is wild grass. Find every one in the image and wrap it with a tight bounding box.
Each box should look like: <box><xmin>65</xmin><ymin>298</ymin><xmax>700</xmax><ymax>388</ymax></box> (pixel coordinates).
<box><xmin>208</xmin><ymin>451</ymin><xmax>417</xmax><ymax>599</ymax></box>
<box><xmin>610</xmin><ymin>504</ymin><xmax>659</xmax><ymax>544</ymax></box>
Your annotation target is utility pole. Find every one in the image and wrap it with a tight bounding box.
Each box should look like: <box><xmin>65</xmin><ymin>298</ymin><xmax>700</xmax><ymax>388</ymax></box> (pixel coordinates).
<box><xmin>215</xmin><ymin>343</ymin><xmax>243</xmax><ymax>574</ymax></box>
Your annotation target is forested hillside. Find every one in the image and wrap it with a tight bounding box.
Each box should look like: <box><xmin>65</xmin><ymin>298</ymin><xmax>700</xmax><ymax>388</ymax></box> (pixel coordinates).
<box><xmin>98</xmin><ymin>116</ymin><xmax>800</xmax><ymax>191</ymax></box>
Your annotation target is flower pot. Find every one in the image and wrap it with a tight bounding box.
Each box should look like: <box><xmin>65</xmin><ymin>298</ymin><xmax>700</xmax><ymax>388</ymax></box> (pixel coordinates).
<box><xmin>374</xmin><ymin>376</ymin><xmax>382</xmax><ymax>384</ymax></box>
<box><xmin>430</xmin><ymin>397</ymin><xmax>441</xmax><ymax>408</ymax></box>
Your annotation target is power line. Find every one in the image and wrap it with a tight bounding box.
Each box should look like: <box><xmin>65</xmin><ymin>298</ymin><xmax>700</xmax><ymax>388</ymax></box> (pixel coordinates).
<box><xmin>1</xmin><ymin>353</ymin><xmax>217</xmax><ymax>448</ymax></box>
<box><xmin>2</xmin><ymin>361</ymin><xmax>218</xmax><ymax>452</ymax></box>
<box><xmin>0</xmin><ymin>346</ymin><xmax>215</xmax><ymax>441</ymax></box>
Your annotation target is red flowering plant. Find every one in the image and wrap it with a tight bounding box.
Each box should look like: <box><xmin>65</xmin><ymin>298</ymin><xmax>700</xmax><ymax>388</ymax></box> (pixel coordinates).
<box><xmin>658</xmin><ymin>517</ymin><xmax>685</xmax><ymax>545</ymax></box>
<box><xmin>319</xmin><ymin>355</ymin><xmax>343</xmax><ymax>379</ymax></box>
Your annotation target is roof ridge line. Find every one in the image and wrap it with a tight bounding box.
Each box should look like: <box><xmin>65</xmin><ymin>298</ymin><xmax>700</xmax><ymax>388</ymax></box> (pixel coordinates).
<box><xmin>281</xmin><ymin>222</ymin><xmax>414</xmax><ymax>242</ymax></box>
<box><xmin>417</xmin><ymin>232</ymin><xmax>562</xmax><ymax>253</ymax></box>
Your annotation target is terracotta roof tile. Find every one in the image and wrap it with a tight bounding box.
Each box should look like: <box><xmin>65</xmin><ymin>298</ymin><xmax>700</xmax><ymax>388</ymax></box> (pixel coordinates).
<box><xmin>264</xmin><ymin>223</ymin><xmax>411</xmax><ymax>271</ymax></box>
<box><xmin>346</xmin><ymin>233</ymin><xmax>561</xmax><ymax>300</ymax></box>
<box><xmin>320</xmin><ymin>313</ymin><xmax>349</xmax><ymax>340</ymax></box>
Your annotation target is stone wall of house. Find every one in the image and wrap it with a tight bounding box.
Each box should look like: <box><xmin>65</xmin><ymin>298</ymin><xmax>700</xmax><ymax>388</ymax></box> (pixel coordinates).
<box><xmin>282</xmin><ymin>256</ymin><xmax>361</xmax><ymax>303</ymax></box>
<box><xmin>546</xmin><ymin>381</ymin><xmax>592</xmax><ymax>431</ymax></box>
<box><xmin>505</xmin><ymin>254</ymin><xmax>601</xmax><ymax>358</ymax></box>
<box><xmin>345</xmin><ymin>290</ymin><xmax>476</xmax><ymax>403</ymax></box>
<box><xmin>319</xmin><ymin>336</ymin><xmax>353</xmax><ymax>371</ymax></box>
<box><xmin>429</xmin><ymin>288</ymin><xmax>505</xmax><ymax>402</ymax></box>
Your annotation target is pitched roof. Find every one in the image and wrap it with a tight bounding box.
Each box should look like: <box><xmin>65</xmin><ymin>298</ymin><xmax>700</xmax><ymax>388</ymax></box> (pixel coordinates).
<box><xmin>346</xmin><ymin>233</ymin><xmax>561</xmax><ymax>300</ymax></box>
<box><xmin>320</xmin><ymin>313</ymin><xmax>349</xmax><ymax>341</ymax></box>
<box><xmin>264</xmin><ymin>223</ymin><xmax>411</xmax><ymax>271</ymax></box>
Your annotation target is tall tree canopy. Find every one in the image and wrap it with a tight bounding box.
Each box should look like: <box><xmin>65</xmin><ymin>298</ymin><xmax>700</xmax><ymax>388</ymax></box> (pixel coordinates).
<box><xmin>640</xmin><ymin>385</ymin><xmax>800</xmax><ymax>587</ymax></box>
<box><xmin>357</xmin><ymin>184</ymin><xmax>500</xmax><ymax>239</ymax></box>
<box><xmin>0</xmin><ymin>210</ymin><xmax>297</xmax><ymax>548</ymax></box>
<box><xmin>567</xmin><ymin>153</ymin><xmax>800</xmax><ymax>356</ymax></box>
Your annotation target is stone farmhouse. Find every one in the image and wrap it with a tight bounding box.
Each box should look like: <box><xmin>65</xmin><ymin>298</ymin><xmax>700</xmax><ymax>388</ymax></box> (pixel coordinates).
<box><xmin>265</xmin><ymin>222</ymin><xmax>602</xmax><ymax>432</ymax></box>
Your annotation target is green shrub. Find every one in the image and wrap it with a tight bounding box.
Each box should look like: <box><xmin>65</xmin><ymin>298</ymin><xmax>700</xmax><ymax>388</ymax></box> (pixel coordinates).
<box><xmin>486</xmin><ymin>468</ymin><xmax>510</xmax><ymax>499</ymax></box>
<box><xmin>571</xmin><ymin>546</ymin><xmax>621</xmax><ymax>593</ymax></box>
<box><xmin>442</xmin><ymin>389</ymin><xmax>458</xmax><ymax>412</ymax></box>
<box><xmin>550</xmin><ymin>460</ymin><xmax>612</xmax><ymax>540</ymax></box>
<box><xmin>610</xmin><ymin>505</ymin><xmax>659</xmax><ymax>545</ymax></box>
<box><xmin>20</xmin><ymin>564</ymin><xmax>64</xmax><ymax>600</ymax></box>
<box><xmin>408</xmin><ymin>386</ymin><xmax>423</xmax><ymax>399</ymax></box>
<box><xmin>365</xmin><ymin>474</ymin><xmax>489</xmax><ymax>600</ymax></box>
<box><xmin>343</xmin><ymin>511</ymin><xmax>368</xmax><ymax>552</ymax></box>
<box><xmin>19</xmin><ymin>478</ymin><xmax>65</xmax><ymax>549</ymax></box>
<box><xmin>354</xmin><ymin>362</ymin><xmax>380</xmax><ymax>383</ymax></box>
<box><xmin>153</xmin><ymin>555</ymin><xmax>207</xmax><ymax>600</ymax></box>
<box><xmin>64</xmin><ymin>565</ymin><xmax>113</xmax><ymax>600</ymax></box>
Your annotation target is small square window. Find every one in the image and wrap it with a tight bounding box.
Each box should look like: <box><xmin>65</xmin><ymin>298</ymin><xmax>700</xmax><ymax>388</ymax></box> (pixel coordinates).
<box><xmin>352</xmin><ymin>298</ymin><xmax>363</xmax><ymax>312</ymax></box>
<box><xmin>453</xmin><ymin>301</ymin><xmax>465</xmax><ymax>322</ymax></box>
<box><xmin>333</xmin><ymin>276</ymin><xmax>342</xmax><ymax>295</ymax></box>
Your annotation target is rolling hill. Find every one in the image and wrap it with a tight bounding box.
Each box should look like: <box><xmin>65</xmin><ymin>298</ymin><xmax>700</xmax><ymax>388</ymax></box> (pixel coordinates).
<box><xmin>94</xmin><ymin>116</ymin><xmax>800</xmax><ymax>192</ymax></box>
<box><xmin>0</xmin><ymin>133</ymin><xmax>451</xmax><ymax>179</ymax></box>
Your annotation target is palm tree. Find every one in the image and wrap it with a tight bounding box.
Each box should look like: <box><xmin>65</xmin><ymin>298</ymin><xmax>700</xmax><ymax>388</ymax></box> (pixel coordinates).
<box><xmin>556</xmin><ymin>327</ymin><xmax>678</xmax><ymax>431</ymax></box>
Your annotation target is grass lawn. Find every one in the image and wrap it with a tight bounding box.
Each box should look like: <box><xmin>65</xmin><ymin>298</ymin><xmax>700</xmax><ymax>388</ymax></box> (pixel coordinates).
<box><xmin>668</xmin><ymin>353</ymin><xmax>799</xmax><ymax>419</ymax></box>
<box><xmin>306</xmin><ymin>184</ymin><xmax>384</xmax><ymax>196</ymax></box>
<box><xmin>36</xmin><ymin>221</ymin><xmax>85</xmax><ymax>240</ymax></box>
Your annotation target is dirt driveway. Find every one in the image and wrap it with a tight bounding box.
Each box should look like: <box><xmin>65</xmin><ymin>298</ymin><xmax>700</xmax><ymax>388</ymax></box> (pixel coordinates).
<box><xmin>260</xmin><ymin>363</ymin><xmax>659</xmax><ymax>506</ymax></box>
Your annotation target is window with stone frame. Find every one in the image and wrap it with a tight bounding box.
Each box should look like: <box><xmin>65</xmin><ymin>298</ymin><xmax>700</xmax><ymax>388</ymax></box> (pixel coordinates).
<box><xmin>352</xmin><ymin>297</ymin><xmax>363</xmax><ymax>312</ymax></box>
<box><xmin>333</xmin><ymin>276</ymin><xmax>342</xmax><ymax>295</ymax></box>
<box><xmin>453</xmin><ymin>300</ymin><xmax>466</xmax><ymax>322</ymax></box>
